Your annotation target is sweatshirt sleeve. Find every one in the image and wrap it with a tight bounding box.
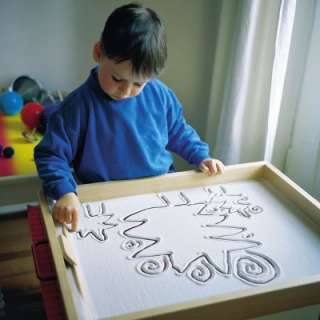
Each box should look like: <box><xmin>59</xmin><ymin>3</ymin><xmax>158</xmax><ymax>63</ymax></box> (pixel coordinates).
<box><xmin>166</xmin><ymin>88</ymin><xmax>210</xmax><ymax>166</ymax></box>
<box><xmin>34</xmin><ymin>102</ymin><xmax>82</xmax><ymax>200</ymax></box>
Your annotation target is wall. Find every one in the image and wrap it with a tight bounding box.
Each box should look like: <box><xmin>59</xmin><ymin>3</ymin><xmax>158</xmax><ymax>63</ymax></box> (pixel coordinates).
<box><xmin>271</xmin><ymin>0</ymin><xmax>315</xmax><ymax>171</ymax></box>
<box><xmin>0</xmin><ymin>0</ymin><xmax>221</xmax><ymax>170</ymax></box>
<box><xmin>284</xmin><ymin>0</ymin><xmax>320</xmax><ymax>200</ymax></box>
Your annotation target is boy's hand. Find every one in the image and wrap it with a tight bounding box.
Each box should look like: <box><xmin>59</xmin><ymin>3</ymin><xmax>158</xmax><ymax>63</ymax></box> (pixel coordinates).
<box><xmin>199</xmin><ymin>158</ymin><xmax>225</xmax><ymax>176</ymax></box>
<box><xmin>52</xmin><ymin>192</ymin><xmax>80</xmax><ymax>232</ymax></box>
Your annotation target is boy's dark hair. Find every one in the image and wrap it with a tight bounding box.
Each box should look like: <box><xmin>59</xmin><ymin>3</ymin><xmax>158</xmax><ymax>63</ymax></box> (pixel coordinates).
<box><xmin>100</xmin><ymin>3</ymin><xmax>167</xmax><ymax>77</ymax></box>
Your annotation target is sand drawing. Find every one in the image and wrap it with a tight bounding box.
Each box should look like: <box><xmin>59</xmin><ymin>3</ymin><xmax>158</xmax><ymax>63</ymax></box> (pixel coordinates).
<box><xmin>76</xmin><ymin>202</ymin><xmax>118</xmax><ymax>242</ymax></box>
<box><xmin>119</xmin><ymin>187</ymin><xmax>280</xmax><ymax>285</ymax></box>
<box><xmin>71</xmin><ymin>186</ymin><xmax>280</xmax><ymax>286</ymax></box>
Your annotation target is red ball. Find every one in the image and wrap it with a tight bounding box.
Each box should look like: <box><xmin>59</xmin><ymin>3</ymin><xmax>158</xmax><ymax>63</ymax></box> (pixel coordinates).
<box><xmin>21</xmin><ymin>102</ymin><xmax>44</xmax><ymax>129</ymax></box>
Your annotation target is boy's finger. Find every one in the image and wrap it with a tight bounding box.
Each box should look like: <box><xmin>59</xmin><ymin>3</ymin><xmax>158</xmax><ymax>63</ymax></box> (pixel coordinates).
<box><xmin>58</xmin><ymin>209</ymin><xmax>65</xmax><ymax>224</ymax></box>
<box><xmin>217</xmin><ymin>161</ymin><xmax>225</xmax><ymax>174</ymax></box>
<box><xmin>200</xmin><ymin>164</ymin><xmax>210</xmax><ymax>176</ymax></box>
<box><xmin>65</xmin><ymin>209</ymin><xmax>72</xmax><ymax>223</ymax></box>
<box><xmin>71</xmin><ymin>209</ymin><xmax>78</xmax><ymax>232</ymax></box>
<box><xmin>60</xmin><ymin>209</ymin><xmax>66</xmax><ymax>224</ymax></box>
<box><xmin>64</xmin><ymin>209</ymin><xmax>71</xmax><ymax>224</ymax></box>
<box><xmin>206</xmin><ymin>162</ymin><xmax>217</xmax><ymax>175</ymax></box>
<box><xmin>212</xmin><ymin>162</ymin><xmax>218</xmax><ymax>175</ymax></box>
<box><xmin>66</xmin><ymin>210</ymin><xmax>72</xmax><ymax>224</ymax></box>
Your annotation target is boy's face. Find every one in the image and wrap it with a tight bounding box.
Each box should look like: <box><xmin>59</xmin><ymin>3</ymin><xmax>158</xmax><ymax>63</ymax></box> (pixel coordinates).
<box><xmin>93</xmin><ymin>42</ymin><xmax>149</xmax><ymax>100</ymax></box>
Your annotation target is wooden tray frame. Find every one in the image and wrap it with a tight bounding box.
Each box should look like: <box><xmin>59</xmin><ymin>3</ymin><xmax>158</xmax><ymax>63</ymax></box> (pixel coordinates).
<box><xmin>38</xmin><ymin>161</ymin><xmax>320</xmax><ymax>320</ymax></box>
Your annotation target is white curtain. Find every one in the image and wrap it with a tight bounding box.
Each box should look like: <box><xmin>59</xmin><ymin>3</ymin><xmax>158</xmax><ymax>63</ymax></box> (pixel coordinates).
<box><xmin>206</xmin><ymin>0</ymin><xmax>296</xmax><ymax>165</ymax></box>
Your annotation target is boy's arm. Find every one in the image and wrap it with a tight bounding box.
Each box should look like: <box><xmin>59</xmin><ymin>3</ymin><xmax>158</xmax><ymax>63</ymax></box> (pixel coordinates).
<box><xmin>34</xmin><ymin>106</ymin><xmax>82</xmax><ymax>231</ymax></box>
<box><xmin>166</xmin><ymin>89</ymin><xmax>224</xmax><ymax>175</ymax></box>
<box><xmin>166</xmin><ymin>89</ymin><xmax>211</xmax><ymax>167</ymax></box>
<box><xmin>34</xmin><ymin>109</ymin><xmax>78</xmax><ymax>200</ymax></box>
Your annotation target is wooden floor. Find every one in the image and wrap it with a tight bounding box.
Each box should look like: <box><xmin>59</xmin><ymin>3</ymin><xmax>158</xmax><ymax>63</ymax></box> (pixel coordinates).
<box><xmin>0</xmin><ymin>212</ymin><xmax>46</xmax><ymax>319</ymax></box>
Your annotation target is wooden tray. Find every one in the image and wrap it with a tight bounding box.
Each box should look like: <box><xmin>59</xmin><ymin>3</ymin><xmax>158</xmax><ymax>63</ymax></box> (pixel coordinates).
<box><xmin>38</xmin><ymin>161</ymin><xmax>320</xmax><ymax>320</ymax></box>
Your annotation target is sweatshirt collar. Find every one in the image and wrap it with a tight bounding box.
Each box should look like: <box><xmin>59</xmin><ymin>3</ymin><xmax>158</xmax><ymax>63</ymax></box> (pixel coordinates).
<box><xmin>86</xmin><ymin>66</ymin><xmax>113</xmax><ymax>101</ymax></box>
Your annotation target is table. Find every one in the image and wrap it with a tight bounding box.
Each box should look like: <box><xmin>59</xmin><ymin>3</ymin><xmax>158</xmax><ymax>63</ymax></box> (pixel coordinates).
<box><xmin>0</xmin><ymin>113</ymin><xmax>39</xmax><ymax>177</ymax></box>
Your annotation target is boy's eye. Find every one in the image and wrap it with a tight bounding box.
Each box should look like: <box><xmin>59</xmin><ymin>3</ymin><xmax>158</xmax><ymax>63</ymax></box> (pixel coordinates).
<box><xmin>134</xmin><ymin>83</ymin><xmax>143</xmax><ymax>88</ymax></box>
<box><xmin>112</xmin><ymin>76</ymin><xmax>121</xmax><ymax>82</ymax></box>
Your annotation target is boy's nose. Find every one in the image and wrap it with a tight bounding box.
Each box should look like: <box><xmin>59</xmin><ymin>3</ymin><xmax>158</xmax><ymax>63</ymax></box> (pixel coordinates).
<box><xmin>118</xmin><ymin>83</ymin><xmax>131</xmax><ymax>98</ymax></box>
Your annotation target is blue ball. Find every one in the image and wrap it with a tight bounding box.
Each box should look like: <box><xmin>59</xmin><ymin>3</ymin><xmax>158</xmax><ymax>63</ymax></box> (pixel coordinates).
<box><xmin>0</xmin><ymin>91</ymin><xmax>24</xmax><ymax>115</ymax></box>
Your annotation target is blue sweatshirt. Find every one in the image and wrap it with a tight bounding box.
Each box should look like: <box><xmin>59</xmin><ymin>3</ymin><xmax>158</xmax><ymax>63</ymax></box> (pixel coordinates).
<box><xmin>34</xmin><ymin>68</ymin><xmax>210</xmax><ymax>200</ymax></box>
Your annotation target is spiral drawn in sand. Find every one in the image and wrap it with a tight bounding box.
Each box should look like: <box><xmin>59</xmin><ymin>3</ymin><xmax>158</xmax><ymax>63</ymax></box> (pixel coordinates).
<box><xmin>244</xmin><ymin>205</ymin><xmax>263</xmax><ymax>216</ymax></box>
<box><xmin>136</xmin><ymin>257</ymin><xmax>168</xmax><ymax>276</ymax></box>
<box><xmin>234</xmin><ymin>251</ymin><xmax>280</xmax><ymax>285</ymax></box>
<box><xmin>121</xmin><ymin>239</ymin><xmax>143</xmax><ymax>251</ymax></box>
<box><xmin>186</xmin><ymin>259</ymin><xmax>214</xmax><ymax>285</ymax></box>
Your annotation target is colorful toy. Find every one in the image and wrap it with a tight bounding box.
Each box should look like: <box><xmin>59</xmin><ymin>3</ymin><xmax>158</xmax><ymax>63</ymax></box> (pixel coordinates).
<box><xmin>0</xmin><ymin>91</ymin><xmax>24</xmax><ymax>115</ymax></box>
<box><xmin>22</xmin><ymin>130</ymin><xmax>39</xmax><ymax>143</ymax></box>
<box><xmin>2</xmin><ymin>146</ymin><xmax>15</xmax><ymax>158</ymax></box>
<box><xmin>21</xmin><ymin>102</ymin><xmax>44</xmax><ymax>129</ymax></box>
<box><xmin>10</xmin><ymin>75</ymin><xmax>43</xmax><ymax>103</ymax></box>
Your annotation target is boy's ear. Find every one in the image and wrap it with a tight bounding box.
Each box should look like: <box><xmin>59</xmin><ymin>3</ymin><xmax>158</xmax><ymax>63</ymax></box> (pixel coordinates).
<box><xmin>93</xmin><ymin>41</ymin><xmax>102</xmax><ymax>62</ymax></box>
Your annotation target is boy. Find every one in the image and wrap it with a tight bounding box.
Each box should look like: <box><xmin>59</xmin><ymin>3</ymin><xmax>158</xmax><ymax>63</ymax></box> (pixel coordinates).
<box><xmin>34</xmin><ymin>3</ymin><xmax>224</xmax><ymax>232</ymax></box>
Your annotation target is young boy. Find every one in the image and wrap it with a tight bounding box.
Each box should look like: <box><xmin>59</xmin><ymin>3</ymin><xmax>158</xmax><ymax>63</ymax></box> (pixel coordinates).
<box><xmin>34</xmin><ymin>3</ymin><xmax>224</xmax><ymax>232</ymax></box>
